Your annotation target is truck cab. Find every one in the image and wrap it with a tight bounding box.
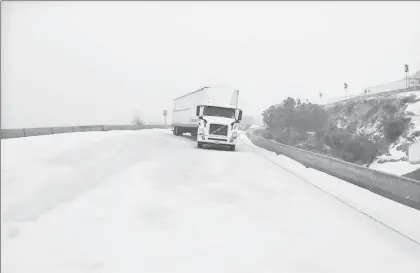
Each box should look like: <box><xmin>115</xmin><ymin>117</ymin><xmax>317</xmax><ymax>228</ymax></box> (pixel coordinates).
<box><xmin>196</xmin><ymin>104</ymin><xmax>243</xmax><ymax>151</ymax></box>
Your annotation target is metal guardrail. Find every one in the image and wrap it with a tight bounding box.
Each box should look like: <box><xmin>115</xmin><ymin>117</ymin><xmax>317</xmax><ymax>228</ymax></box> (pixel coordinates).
<box><xmin>247</xmin><ymin>131</ymin><xmax>420</xmax><ymax>210</ymax></box>
<box><xmin>0</xmin><ymin>124</ymin><xmax>170</xmax><ymax>139</ymax></box>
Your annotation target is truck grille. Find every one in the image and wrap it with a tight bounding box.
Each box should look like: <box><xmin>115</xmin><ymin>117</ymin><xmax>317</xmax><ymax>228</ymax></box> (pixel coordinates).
<box><xmin>209</xmin><ymin>124</ymin><xmax>228</xmax><ymax>136</ymax></box>
<box><xmin>208</xmin><ymin>138</ymin><xmax>227</xmax><ymax>141</ymax></box>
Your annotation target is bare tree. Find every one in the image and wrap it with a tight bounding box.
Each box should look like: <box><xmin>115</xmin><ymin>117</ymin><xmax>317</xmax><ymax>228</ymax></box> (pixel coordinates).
<box><xmin>132</xmin><ymin>115</ymin><xmax>144</xmax><ymax>126</ymax></box>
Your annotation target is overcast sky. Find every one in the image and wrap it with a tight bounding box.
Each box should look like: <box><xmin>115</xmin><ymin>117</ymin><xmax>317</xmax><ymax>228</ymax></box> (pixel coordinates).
<box><xmin>2</xmin><ymin>1</ymin><xmax>420</xmax><ymax>128</ymax></box>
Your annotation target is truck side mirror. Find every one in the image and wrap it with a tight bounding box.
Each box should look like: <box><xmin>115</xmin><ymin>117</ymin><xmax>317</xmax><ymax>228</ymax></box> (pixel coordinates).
<box><xmin>238</xmin><ymin>110</ymin><xmax>243</xmax><ymax>121</ymax></box>
<box><xmin>196</xmin><ymin>106</ymin><xmax>200</xmax><ymax>117</ymax></box>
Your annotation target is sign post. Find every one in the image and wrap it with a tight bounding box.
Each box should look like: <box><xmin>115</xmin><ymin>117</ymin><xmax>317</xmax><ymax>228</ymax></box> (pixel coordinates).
<box><xmin>344</xmin><ymin>83</ymin><xmax>348</xmax><ymax>99</ymax></box>
<box><xmin>405</xmin><ymin>64</ymin><xmax>409</xmax><ymax>89</ymax></box>
<box><xmin>163</xmin><ymin>110</ymin><xmax>167</xmax><ymax>126</ymax></box>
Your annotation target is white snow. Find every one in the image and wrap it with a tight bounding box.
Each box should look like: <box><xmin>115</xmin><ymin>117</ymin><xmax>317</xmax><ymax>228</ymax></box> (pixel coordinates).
<box><xmin>368</xmin><ymin>92</ymin><xmax>420</xmax><ymax>175</ymax></box>
<box><xmin>2</xmin><ymin>130</ymin><xmax>420</xmax><ymax>273</ymax></box>
<box><xmin>370</xmin><ymin>160</ymin><xmax>419</xmax><ymax>175</ymax></box>
<box><xmin>375</xmin><ymin>146</ymin><xmax>407</xmax><ymax>163</ymax></box>
<box><xmin>396</xmin><ymin>91</ymin><xmax>420</xmax><ymax>100</ymax></box>
<box><xmin>240</xmin><ymin>136</ymin><xmax>420</xmax><ymax>242</ymax></box>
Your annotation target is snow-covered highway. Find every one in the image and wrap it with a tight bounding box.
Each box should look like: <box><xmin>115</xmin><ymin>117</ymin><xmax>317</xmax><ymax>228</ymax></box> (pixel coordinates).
<box><xmin>2</xmin><ymin>129</ymin><xmax>420</xmax><ymax>273</ymax></box>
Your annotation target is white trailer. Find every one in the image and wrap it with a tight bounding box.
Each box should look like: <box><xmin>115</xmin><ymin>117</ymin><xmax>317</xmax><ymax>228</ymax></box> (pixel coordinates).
<box><xmin>172</xmin><ymin>86</ymin><xmax>243</xmax><ymax>151</ymax></box>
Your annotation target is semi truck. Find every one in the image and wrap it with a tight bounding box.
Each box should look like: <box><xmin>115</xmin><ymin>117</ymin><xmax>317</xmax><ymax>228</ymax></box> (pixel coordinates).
<box><xmin>172</xmin><ymin>86</ymin><xmax>243</xmax><ymax>151</ymax></box>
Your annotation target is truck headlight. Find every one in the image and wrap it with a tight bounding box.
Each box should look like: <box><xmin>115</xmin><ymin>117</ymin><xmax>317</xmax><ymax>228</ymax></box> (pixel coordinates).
<box><xmin>231</xmin><ymin>131</ymin><xmax>238</xmax><ymax>138</ymax></box>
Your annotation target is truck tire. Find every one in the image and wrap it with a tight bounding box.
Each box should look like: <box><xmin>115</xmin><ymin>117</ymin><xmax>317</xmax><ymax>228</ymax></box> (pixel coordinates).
<box><xmin>174</xmin><ymin>126</ymin><xmax>181</xmax><ymax>136</ymax></box>
<box><xmin>197</xmin><ymin>142</ymin><xmax>203</xmax><ymax>149</ymax></box>
<box><xmin>229</xmin><ymin>145</ymin><xmax>236</xmax><ymax>151</ymax></box>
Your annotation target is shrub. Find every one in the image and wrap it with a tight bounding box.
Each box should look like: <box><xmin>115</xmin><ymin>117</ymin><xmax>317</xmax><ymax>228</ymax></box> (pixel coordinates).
<box><xmin>321</xmin><ymin>128</ymin><xmax>379</xmax><ymax>165</ymax></box>
<box><xmin>411</xmin><ymin>130</ymin><xmax>420</xmax><ymax>138</ymax></box>
<box><xmin>363</xmin><ymin>103</ymin><xmax>380</xmax><ymax>121</ymax></box>
<box><xmin>262</xmin><ymin>130</ymin><xmax>274</xmax><ymax>139</ymax></box>
<box><xmin>383</xmin><ymin>100</ymin><xmax>398</xmax><ymax>115</ymax></box>
<box><xmin>345</xmin><ymin>101</ymin><xmax>356</xmax><ymax>115</ymax></box>
<box><xmin>132</xmin><ymin>115</ymin><xmax>145</xmax><ymax>126</ymax></box>
<box><xmin>274</xmin><ymin>130</ymin><xmax>292</xmax><ymax>144</ymax></box>
<box><xmin>262</xmin><ymin>97</ymin><xmax>329</xmax><ymax>133</ymax></box>
<box><xmin>400</xmin><ymin>94</ymin><xmax>417</xmax><ymax>104</ymax></box>
<box><xmin>383</xmin><ymin>117</ymin><xmax>411</xmax><ymax>143</ymax></box>
<box><xmin>344</xmin><ymin>136</ymin><xmax>379</xmax><ymax>165</ymax></box>
<box><xmin>331</xmin><ymin>104</ymin><xmax>343</xmax><ymax>115</ymax></box>
<box><xmin>254</xmin><ymin>129</ymin><xmax>265</xmax><ymax>135</ymax></box>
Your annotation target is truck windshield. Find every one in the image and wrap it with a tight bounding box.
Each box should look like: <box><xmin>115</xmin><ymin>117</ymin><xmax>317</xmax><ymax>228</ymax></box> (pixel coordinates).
<box><xmin>204</xmin><ymin>106</ymin><xmax>235</xmax><ymax>118</ymax></box>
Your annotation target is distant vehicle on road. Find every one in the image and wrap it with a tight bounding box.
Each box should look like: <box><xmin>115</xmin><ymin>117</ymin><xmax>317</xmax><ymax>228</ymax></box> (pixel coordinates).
<box><xmin>172</xmin><ymin>86</ymin><xmax>243</xmax><ymax>151</ymax></box>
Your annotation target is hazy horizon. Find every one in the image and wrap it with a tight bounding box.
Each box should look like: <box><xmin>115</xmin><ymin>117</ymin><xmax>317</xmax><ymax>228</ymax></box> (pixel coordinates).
<box><xmin>2</xmin><ymin>1</ymin><xmax>420</xmax><ymax>128</ymax></box>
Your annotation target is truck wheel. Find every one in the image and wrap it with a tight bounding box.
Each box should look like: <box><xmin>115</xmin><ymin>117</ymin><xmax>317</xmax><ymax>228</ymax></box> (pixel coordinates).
<box><xmin>197</xmin><ymin>142</ymin><xmax>203</xmax><ymax>149</ymax></box>
<box><xmin>229</xmin><ymin>145</ymin><xmax>236</xmax><ymax>151</ymax></box>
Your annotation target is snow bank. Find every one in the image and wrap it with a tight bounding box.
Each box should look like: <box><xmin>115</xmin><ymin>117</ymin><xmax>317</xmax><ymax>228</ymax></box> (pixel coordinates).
<box><xmin>241</xmin><ymin>135</ymin><xmax>420</xmax><ymax>243</ymax></box>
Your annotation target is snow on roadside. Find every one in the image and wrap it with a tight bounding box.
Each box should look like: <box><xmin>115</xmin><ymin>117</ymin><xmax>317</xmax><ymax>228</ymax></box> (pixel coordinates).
<box><xmin>1</xmin><ymin>129</ymin><xmax>170</xmax><ymax>223</ymax></box>
<box><xmin>370</xmin><ymin>161</ymin><xmax>419</xmax><ymax>175</ymax></box>
<box><xmin>369</xmin><ymin>92</ymin><xmax>420</xmax><ymax>175</ymax></box>
<box><xmin>2</xmin><ymin>130</ymin><xmax>420</xmax><ymax>273</ymax></box>
<box><xmin>2</xmin><ymin>131</ymin><xmax>130</xmax><ymax>172</ymax></box>
<box><xmin>240</xmin><ymin>134</ymin><xmax>420</xmax><ymax>243</ymax></box>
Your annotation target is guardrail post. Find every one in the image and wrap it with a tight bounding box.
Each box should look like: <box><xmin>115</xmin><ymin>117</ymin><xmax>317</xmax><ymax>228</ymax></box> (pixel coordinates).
<box><xmin>23</xmin><ymin>129</ymin><xmax>27</xmax><ymax>137</ymax></box>
<box><xmin>369</xmin><ymin>171</ymin><xmax>376</xmax><ymax>191</ymax></box>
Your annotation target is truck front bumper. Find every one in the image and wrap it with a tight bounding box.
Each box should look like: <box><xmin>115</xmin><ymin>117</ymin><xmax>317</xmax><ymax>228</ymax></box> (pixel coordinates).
<box><xmin>198</xmin><ymin>134</ymin><xmax>237</xmax><ymax>146</ymax></box>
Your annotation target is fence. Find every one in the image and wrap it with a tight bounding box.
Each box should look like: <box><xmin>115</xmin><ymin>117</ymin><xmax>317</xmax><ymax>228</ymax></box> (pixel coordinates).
<box><xmin>247</xmin><ymin>131</ymin><xmax>420</xmax><ymax>210</ymax></box>
<box><xmin>0</xmin><ymin>124</ymin><xmax>170</xmax><ymax>139</ymax></box>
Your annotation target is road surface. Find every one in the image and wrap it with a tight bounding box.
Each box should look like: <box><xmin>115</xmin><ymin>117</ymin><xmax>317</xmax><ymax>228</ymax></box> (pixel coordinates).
<box><xmin>2</xmin><ymin>129</ymin><xmax>420</xmax><ymax>273</ymax></box>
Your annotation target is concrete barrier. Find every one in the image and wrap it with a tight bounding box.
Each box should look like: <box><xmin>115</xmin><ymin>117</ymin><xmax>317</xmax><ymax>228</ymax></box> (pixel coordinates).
<box><xmin>1</xmin><ymin>124</ymin><xmax>170</xmax><ymax>139</ymax></box>
<box><xmin>0</xmin><ymin>129</ymin><xmax>25</xmax><ymax>139</ymax></box>
<box><xmin>102</xmin><ymin>125</ymin><xmax>145</xmax><ymax>131</ymax></box>
<box><xmin>24</xmin><ymin>127</ymin><xmax>54</xmax><ymax>137</ymax></box>
<box><xmin>72</xmin><ymin>125</ymin><xmax>104</xmax><ymax>132</ymax></box>
<box><xmin>247</xmin><ymin>131</ymin><xmax>420</xmax><ymax>210</ymax></box>
<box><xmin>143</xmin><ymin>124</ymin><xmax>170</xmax><ymax>129</ymax></box>
<box><xmin>51</xmin><ymin>126</ymin><xmax>74</xmax><ymax>134</ymax></box>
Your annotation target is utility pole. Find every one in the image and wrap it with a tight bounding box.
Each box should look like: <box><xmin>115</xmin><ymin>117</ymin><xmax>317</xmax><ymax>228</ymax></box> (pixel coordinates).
<box><xmin>405</xmin><ymin>64</ymin><xmax>409</xmax><ymax>89</ymax></box>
